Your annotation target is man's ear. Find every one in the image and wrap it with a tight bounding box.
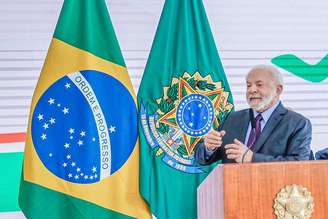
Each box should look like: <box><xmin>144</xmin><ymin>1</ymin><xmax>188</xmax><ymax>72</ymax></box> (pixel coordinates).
<box><xmin>276</xmin><ymin>84</ymin><xmax>283</xmax><ymax>95</ymax></box>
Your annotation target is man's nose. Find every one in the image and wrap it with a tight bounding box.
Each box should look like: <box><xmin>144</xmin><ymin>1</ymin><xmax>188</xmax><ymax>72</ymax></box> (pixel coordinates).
<box><xmin>248</xmin><ymin>85</ymin><xmax>257</xmax><ymax>93</ymax></box>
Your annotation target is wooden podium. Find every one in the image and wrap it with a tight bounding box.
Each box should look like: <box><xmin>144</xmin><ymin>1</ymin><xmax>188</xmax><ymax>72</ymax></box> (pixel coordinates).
<box><xmin>197</xmin><ymin>161</ymin><xmax>328</xmax><ymax>219</ymax></box>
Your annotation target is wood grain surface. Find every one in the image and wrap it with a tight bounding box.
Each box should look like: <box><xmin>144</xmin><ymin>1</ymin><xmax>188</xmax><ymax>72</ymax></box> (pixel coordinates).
<box><xmin>198</xmin><ymin>160</ymin><xmax>328</xmax><ymax>219</ymax></box>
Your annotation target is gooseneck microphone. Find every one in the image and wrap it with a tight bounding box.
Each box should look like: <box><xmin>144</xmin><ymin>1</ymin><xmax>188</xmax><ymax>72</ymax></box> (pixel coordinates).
<box><xmin>242</xmin><ymin>109</ymin><xmax>256</xmax><ymax>163</ymax></box>
<box><xmin>249</xmin><ymin>108</ymin><xmax>256</xmax><ymax>130</ymax></box>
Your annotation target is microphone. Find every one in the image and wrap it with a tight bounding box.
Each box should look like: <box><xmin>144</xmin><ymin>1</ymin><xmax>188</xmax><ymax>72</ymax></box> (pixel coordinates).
<box><xmin>242</xmin><ymin>109</ymin><xmax>256</xmax><ymax>163</ymax></box>
<box><xmin>249</xmin><ymin>108</ymin><xmax>256</xmax><ymax>130</ymax></box>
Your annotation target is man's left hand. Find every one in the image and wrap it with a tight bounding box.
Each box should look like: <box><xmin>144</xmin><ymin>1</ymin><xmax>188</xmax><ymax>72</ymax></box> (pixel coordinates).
<box><xmin>225</xmin><ymin>139</ymin><xmax>253</xmax><ymax>163</ymax></box>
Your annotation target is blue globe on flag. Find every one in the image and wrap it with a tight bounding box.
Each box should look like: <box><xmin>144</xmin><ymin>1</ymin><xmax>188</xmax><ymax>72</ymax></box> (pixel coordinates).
<box><xmin>31</xmin><ymin>70</ymin><xmax>137</xmax><ymax>184</ymax></box>
<box><xmin>176</xmin><ymin>93</ymin><xmax>214</xmax><ymax>137</ymax></box>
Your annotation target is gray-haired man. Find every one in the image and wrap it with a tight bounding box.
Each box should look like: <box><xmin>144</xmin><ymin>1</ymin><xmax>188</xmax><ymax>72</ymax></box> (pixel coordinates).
<box><xmin>195</xmin><ymin>65</ymin><xmax>312</xmax><ymax>164</ymax></box>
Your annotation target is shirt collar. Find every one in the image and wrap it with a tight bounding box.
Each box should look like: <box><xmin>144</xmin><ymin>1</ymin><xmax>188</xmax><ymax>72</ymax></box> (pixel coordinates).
<box><xmin>253</xmin><ymin>101</ymin><xmax>280</xmax><ymax>123</ymax></box>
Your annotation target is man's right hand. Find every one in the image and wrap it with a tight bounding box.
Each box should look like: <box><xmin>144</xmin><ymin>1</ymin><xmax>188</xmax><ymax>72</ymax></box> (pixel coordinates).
<box><xmin>204</xmin><ymin>130</ymin><xmax>226</xmax><ymax>151</ymax></box>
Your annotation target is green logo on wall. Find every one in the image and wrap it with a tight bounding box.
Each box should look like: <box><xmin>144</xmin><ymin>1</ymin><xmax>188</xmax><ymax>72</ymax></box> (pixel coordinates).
<box><xmin>271</xmin><ymin>54</ymin><xmax>328</xmax><ymax>83</ymax></box>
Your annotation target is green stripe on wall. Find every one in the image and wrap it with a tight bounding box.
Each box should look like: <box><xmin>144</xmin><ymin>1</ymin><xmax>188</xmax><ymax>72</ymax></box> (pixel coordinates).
<box><xmin>0</xmin><ymin>152</ymin><xmax>23</xmax><ymax>212</ymax></box>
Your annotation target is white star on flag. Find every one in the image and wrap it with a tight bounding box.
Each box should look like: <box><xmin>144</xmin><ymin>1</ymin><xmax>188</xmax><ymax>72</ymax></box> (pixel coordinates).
<box><xmin>65</xmin><ymin>83</ymin><xmax>71</xmax><ymax>89</ymax></box>
<box><xmin>62</xmin><ymin>107</ymin><xmax>69</xmax><ymax>114</ymax></box>
<box><xmin>80</xmin><ymin>131</ymin><xmax>86</xmax><ymax>137</ymax></box>
<box><xmin>64</xmin><ymin>143</ymin><xmax>70</xmax><ymax>149</ymax></box>
<box><xmin>37</xmin><ymin>114</ymin><xmax>44</xmax><ymax>121</ymax></box>
<box><xmin>49</xmin><ymin>118</ymin><xmax>55</xmax><ymax>124</ymax></box>
<box><xmin>109</xmin><ymin>125</ymin><xmax>116</xmax><ymax>133</ymax></box>
<box><xmin>43</xmin><ymin>123</ymin><xmax>49</xmax><ymax>129</ymax></box>
<box><xmin>48</xmin><ymin>98</ymin><xmax>55</xmax><ymax>105</ymax></box>
<box><xmin>41</xmin><ymin>134</ymin><xmax>47</xmax><ymax>140</ymax></box>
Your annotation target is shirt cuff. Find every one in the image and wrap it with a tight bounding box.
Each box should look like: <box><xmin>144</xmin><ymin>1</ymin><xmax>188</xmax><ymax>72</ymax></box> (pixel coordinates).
<box><xmin>205</xmin><ymin>146</ymin><xmax>217</xmax><ymax>156</ymax></box>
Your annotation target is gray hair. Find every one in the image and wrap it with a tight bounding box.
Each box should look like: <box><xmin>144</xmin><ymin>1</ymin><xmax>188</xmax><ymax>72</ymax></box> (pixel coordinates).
<box><xmin>247</xmin><ymin>64</ymin><xmax>283</xmax><ymax>86</ymax></box>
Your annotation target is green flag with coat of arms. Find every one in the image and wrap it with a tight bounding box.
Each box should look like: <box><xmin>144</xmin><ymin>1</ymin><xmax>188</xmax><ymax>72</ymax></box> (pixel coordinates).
<box><xmin>137</xmin><ymin>0</ymin><xmax>234</xmax><ymax>218</ymax></box>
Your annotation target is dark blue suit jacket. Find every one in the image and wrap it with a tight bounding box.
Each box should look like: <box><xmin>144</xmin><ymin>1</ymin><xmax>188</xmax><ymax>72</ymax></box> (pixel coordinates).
<box><xmin>196</xmin><ymin>103</ymin><xmax>312</xmax><ymax>164</ymax></box>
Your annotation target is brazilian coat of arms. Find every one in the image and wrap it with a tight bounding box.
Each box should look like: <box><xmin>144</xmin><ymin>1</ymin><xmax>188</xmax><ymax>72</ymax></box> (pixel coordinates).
<box><xmin>140</xmin><ymin>72</ymin><xmax>233</xmax><ymax>173</ymax></box>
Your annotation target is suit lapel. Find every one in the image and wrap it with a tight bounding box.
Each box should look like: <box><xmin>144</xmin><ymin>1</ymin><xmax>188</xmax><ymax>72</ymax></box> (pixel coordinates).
<box><xmin>223</xmin><ymin>110</ymin><xmax>249</xmax><ymax>163</ymax></box>
<box><xmin>239</xmin><ymin>110</ymin><xmax>250</xmax><ymax>143</ymax></box>
<box><xmin>251</xmin><ymin>103</ymin><xmax>288</xmax><ymax>153</ymax></box>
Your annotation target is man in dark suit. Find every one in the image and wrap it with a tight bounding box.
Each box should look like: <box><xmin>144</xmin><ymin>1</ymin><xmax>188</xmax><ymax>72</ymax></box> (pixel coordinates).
<box><xmin>195</xmin><ymin>65</ymin><xmax>312</xmax><ymax>164</ymax></box>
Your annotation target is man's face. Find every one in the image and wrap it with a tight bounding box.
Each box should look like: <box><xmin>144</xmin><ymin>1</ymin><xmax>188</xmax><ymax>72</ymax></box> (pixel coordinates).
<box><xmin>246</xmin><ymin>69</ymin><xmax>281</xmax><ymax>112</ymax></box>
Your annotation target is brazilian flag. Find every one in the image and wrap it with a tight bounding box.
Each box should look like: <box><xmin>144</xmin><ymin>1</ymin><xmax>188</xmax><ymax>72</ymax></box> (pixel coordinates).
<box><xmin>19</xmin><ymin>0</ymin><xmax>150</xmax><ymax>218</ymax></box>
<box><xmin>138</xmin><ymin>0</ymin><xmax>234</xmax><ymax>218</ymax></box>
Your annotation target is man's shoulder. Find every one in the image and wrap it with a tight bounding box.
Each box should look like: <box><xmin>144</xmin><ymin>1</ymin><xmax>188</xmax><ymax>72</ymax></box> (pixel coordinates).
<box><xmin>280</xmin><ymin>106</ymin><xmax>312</xmax><ymax>128</ymax></box>
<box><xmin>284</xmin><ymin>107</ymin><xmax>310</xmax><ymax>122</ymax></box>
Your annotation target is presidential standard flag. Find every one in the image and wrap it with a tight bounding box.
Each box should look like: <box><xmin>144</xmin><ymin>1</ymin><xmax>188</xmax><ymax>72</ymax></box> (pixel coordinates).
<box><xmin>19</xmin><ymin>0</ymin><xmax>150</xmax><ymax>218</ymax></box>
<box><xmin>138</xmin><ymin>0</ymin><xmax>234</xmax><ymax>218</ymax></box>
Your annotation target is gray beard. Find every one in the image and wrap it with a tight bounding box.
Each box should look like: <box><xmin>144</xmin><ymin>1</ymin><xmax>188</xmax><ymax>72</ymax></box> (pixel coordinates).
<box><xmin>247</xmin><ymin>94</ymin><xmax>275</xmax><ymax>112</ymax></box>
